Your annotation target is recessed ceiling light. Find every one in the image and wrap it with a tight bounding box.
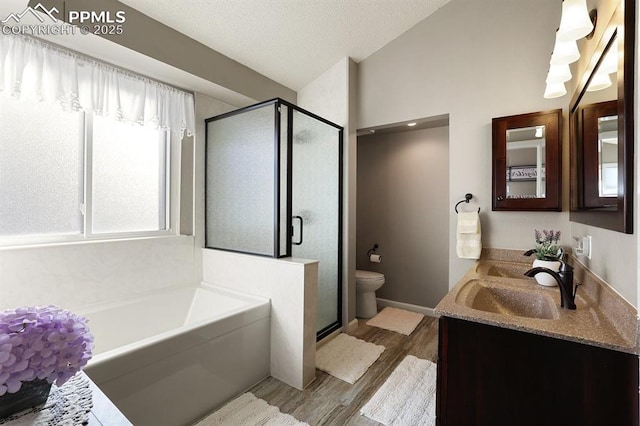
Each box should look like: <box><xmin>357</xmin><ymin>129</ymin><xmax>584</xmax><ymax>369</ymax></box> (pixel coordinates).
<box><xmin>369</xmin><ymin>129</ymin><xmax>376</xmax><ymax>133</ymax></box>
<box><xmin>407</xmin><ymin>122</ymin><xmax>417</xmax><ymax>127</ymax></box>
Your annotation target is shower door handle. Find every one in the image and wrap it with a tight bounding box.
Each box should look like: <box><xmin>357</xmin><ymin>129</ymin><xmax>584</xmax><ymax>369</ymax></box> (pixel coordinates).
<box><xmin>292</xmin><ymin>216</ymin><xmax>303</xmax><ymax>245</ymax></box>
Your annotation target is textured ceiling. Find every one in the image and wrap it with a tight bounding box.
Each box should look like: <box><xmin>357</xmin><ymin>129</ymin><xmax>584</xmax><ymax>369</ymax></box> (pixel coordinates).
<box><xmin>120</xmin><ymin>0</ymin><xmax>451</xmax><ymax>91</ymax></box>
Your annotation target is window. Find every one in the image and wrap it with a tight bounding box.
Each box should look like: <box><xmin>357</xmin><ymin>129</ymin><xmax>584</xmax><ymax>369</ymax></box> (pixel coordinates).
<box><xmin>91</xmin><ymin>115</ymin><xmax>168</xmax><ymax>234</ymax></box>
<box><xmin>0</xmin><ymin>96</ymin><xmax>170</xmax><ymax>245</ymax></box>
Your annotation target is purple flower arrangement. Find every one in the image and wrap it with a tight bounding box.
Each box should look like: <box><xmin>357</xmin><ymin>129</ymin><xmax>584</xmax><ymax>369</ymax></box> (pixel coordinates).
<box><xmin>0</xmin><ymin>306</ymin><xmax>94</xmax><ymax>396</ymax></box>
<box><xmin>533</xmin><ymin>229</ymin><xmax>562</xmax><ymax>260</ymax></box>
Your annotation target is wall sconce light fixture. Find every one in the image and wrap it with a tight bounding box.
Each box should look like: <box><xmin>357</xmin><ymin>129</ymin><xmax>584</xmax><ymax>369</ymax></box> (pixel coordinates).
<box><xmin>544</xmin><ymin>0</ymin><xmax>596</xmax><ymax>99</ymax></box>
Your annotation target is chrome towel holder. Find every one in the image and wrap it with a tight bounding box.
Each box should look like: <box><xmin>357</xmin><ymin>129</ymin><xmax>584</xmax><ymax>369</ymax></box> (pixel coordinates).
<box><xmin>455</xmin><ymin>193</ymin><xmax>480</xmax><ymax>214</ymax></box>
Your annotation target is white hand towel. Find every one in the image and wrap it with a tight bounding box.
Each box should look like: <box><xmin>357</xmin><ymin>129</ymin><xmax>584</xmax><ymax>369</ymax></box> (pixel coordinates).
<box><xmin>456</xmin><ymin>211</ymin><xmax>482</xmax><ymax>259</ymax></box>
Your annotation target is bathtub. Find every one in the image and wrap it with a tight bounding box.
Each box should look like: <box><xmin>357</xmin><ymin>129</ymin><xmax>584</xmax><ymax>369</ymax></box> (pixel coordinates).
<box><xmin>80</xmin><ymin>282</ymin><xmax>271</xmax><ymax>426</ymax></box>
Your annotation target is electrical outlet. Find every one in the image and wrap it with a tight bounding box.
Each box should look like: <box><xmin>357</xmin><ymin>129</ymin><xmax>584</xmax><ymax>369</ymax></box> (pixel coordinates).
<box><xmin>573</xmin><ymin>235</ymin><xmax>592</xmax><ymax>259</ymax></box>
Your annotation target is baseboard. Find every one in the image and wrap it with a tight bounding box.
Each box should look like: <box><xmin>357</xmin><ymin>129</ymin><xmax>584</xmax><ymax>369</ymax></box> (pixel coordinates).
<box><xmin>376</xmin><ymin>298</ymin><xmax>439</xmax><ymax>318</ymax></box>
<box><xmin>346</xmin><ymin>318</ymin><xmax>359</xmax><ymax>333</ymax></box>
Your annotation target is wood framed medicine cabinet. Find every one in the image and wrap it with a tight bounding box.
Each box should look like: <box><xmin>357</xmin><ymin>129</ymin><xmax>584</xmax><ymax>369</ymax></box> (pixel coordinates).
<box><xmin>492</xmin><ymin>109</ymin><xmax>563</xmax><ymax>211</ymax></box>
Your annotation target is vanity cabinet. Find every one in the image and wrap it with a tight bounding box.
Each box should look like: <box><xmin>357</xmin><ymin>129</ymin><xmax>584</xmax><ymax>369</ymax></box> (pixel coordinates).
<box><xmin>436</xmin><ymin>316</ymin><xmax>638</xmax><ymax>425</ymax></box>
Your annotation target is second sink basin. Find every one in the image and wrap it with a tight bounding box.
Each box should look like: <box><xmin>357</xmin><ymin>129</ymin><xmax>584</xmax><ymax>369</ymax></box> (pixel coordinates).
<box><xmin>455</xmin><ymin>279</ymin><xmax>560</xmax><ymax>320</ymax></box>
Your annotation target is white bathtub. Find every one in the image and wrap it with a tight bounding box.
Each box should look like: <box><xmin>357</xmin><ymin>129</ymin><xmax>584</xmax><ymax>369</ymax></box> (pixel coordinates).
<box><xmin>81</xmin><ymin>283</ymin><xmax>271</xmax><ymax>426</ymax></box>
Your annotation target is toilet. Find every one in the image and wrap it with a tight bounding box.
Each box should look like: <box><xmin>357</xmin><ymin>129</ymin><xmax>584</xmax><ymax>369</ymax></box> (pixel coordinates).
<box><xmin>355</xmin><ymin>270</ymin><xmax>386</xmax><ymax>318</ymax></box>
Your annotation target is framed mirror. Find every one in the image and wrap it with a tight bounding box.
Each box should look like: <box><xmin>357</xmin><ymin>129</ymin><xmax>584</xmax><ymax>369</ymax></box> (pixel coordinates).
<box><xmin>492</xmin><ymin>109</ymin><xmax>563</xmax><ymax>211</ymax></box>
<box><xmin>569</xmin><ymin>0</ymin><xmax>634</xmax><ymax>233</ymax></box>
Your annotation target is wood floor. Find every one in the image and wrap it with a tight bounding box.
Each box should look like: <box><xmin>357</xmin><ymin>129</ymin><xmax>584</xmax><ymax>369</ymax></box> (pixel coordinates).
<box><xmin>249</xmin><ymin>315</ymin><xmax>439</xmax><ymax>425</ymax></box>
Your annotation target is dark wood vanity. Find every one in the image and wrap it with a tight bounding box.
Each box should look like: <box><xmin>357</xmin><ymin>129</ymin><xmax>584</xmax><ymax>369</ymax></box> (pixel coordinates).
<box><xmin>436</xmin><ymin>316</ymin><xmax>638</xmax><ymax>425</ymax></box>
<box><xmin>435</xmin><ymin>250</ymin><xmax>639</xmax><ymax>426</ymax></box>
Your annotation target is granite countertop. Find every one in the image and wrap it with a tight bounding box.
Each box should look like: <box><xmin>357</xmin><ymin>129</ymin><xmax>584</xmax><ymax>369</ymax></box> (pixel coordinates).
<box><xmin>435</xmin><ymin>250</ymin><xmax>638</xmax><ymax>355</ymax></box>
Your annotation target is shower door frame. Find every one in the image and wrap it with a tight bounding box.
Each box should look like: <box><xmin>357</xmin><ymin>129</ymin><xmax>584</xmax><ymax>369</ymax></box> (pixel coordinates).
<box><xmin>204</xmin><ymin>98</ymin><xmax>343</xmax><ymax>340</ymax></box>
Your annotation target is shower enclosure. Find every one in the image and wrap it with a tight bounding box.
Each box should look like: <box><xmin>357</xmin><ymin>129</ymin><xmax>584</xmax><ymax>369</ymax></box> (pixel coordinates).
<box><xmin>205</xmin><ymin>98</ymin><xmax>343</xmax><ymax>339</ymax></box>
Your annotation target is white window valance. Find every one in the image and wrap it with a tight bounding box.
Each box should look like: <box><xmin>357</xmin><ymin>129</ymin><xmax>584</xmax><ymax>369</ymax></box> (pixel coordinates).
<box><xmin>0</xmin><ymin>34</ymin><xmax>195</xmax><ymax>137</ymax></box>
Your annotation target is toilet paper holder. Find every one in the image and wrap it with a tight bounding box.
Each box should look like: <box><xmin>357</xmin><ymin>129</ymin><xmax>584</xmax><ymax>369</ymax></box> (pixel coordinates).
<box><xmin>367</xmin><ymin>243</ymin><xmax>382</xmax><ymax>263</ymax></box>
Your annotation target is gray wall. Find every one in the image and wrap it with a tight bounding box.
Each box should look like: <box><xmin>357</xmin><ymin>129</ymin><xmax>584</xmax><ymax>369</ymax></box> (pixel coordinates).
<box><xmin>356</xmin><ymin>126</ymin><xmax>449</xmax><ymax>308</ymax></box>
<box><xmin>358</xmin><ymin>0</ymin><xmax>573</xmax><ymax>292</ymax></box>
<box><xmin>357</xmin><ymin>0</ymin><xmax>637</xmax><ymax>307</ymax></box>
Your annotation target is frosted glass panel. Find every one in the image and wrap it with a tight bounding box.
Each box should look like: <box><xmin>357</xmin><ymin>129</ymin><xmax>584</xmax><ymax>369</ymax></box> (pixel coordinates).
<box><xmin>92</xmin><ymin>117</ymin><xmax>167</xmax><ymax>234</ymax></box>
<box><xmin>206</xmin><ymin>105</ymin><xmax>276</xmax><ymax>255</ymax></box>
<box><xmin>279</xmin><ymin>105</ymin><xmax>289</xmax><ymax>257</ymax></box>
<box><xmin>0</xmin><ymin>97</ymin><xmax>83</xmax><ymax>237</ymax></box>
<box><xmin>291</xmin><ymin>111</ymin><xmax>341</xmax><ymax>332</ymax></box>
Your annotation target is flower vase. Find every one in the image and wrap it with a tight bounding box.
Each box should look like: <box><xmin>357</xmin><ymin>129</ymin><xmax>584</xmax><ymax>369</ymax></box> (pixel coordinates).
<box><xmin>0</xmin><ymin>379</ymin><xmax>52</xmax><ymax>420</ymax></box>
<box><xmin>532</xmin><ymin>259</ymin><xmax>561</xmax><ymax>287</ymax></box>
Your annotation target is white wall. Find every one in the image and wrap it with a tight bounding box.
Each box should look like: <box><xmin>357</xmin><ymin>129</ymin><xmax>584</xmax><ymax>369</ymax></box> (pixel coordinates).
<box><xmin>358</xmin><ymin>0</ymin><xmax>572</xmax><ymax>290</ymax></box>
<box><xmin>0</xmin><ymin>236</ymin><xmax>195</xmax><ymax>311</ymax></box>
<box><xmin>298</xmin><ymin>57</ymin><xmax>359</xmax><ymax>326</ymax></box>
<box><xmin>202</xmin><ymin>249</ymin><xmax>318</xmax><ymax>390</ymax></box>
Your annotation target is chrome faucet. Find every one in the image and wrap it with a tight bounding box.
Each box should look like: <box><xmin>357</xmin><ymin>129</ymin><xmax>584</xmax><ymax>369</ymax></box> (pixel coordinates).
<box><xmin>524</xmin><ymin>259</ymin><xmax>578</xmax><ymax>310</ymax></box>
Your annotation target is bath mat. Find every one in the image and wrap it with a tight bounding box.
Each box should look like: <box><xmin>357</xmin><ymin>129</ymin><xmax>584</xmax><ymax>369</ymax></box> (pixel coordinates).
<box><xmin>366</xmin><ymin>307</ymin><xmax>424</xmax><ymax>335</ymax></box>
<box><xmin>360</xmin><ymin>355</ymin><xmax>437</xmax><ymax>426</ymax></box>
<box><xmin>316</xmin><ymin>333</ymin><xmax>385</xmax><ymax>384</ymax></box>
<box><xmin>194</xmin><ymin>392</ymin><xmax>308</xmax><ymax>425</ymax></box>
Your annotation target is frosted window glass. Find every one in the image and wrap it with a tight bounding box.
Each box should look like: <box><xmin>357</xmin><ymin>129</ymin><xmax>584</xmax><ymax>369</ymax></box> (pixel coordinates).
<box><xmin>206</xmin><ymin>105</ymin><xmax>276</xmax><ymax>255</ymax></box>
<box><xmin>92</xmin><ymin>117</ymin><xmax>167</xmax><ymax>234</ymax></box>
<box><xmin>290</xmin><ymin>110</ymin><xmax>341</xmax><ymax>331</ymax></box>
<box><xmin>0</xmin><ymin>97</ymin><xmax>83</xmax><ymax>237</ymax></box>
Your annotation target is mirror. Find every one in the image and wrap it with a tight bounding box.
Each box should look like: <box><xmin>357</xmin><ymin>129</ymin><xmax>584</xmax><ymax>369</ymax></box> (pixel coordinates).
<box><xmin>570</xmin><ymin>0</ymin><xmax>634</xmax><ymax>233</ymax></box>
<box><xmin>577</xmin><ymin>99</ymin><xmax>618</xmax><ymax>207</ymax></box>
<box><xmin>493</xmin><ymin>109</ymin><xmax>562</xmax><ymax>211</ymax></box>
<box><xmin>506</xmin><ymin>125</ymin><xmax>547</xmax><ymax>199</ymax></box>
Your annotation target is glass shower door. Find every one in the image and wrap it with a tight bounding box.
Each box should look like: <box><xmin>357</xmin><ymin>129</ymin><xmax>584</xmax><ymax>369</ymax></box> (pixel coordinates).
<box><xmin>290</xmin><ymin>109</ymin><xmax>342</xmax><ymax>337</ymax></box>
<box><xmin>205</xmin><ymin>98</ymin><xmax>343</xmax><ymax>339</ymax></box>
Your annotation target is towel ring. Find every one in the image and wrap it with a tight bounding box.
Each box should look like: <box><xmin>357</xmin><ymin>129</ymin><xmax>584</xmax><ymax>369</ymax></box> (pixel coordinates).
<box><xmin>455</xmin><ymin>193</ymin><xmax>480</xmax><ymax>214</ymax></box>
